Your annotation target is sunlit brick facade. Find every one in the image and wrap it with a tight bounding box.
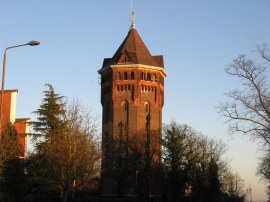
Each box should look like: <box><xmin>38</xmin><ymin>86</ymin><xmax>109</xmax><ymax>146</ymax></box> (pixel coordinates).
<box><xmin>0</xmin><ymin>89</ymin><xmax>29</xmax><ymax>158</ymax></box>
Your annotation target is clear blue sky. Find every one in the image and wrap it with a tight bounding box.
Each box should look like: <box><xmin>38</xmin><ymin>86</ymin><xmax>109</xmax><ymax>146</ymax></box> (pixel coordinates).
<box><xmin>1</xmin><ymin>0</ymin><xmax>270</xmax><ymax>200</ymax></box>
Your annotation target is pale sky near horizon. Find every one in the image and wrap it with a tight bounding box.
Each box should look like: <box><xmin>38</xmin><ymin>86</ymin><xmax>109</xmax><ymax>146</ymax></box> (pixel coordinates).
<box><xmin>1</xmin><ymin>0</ymin><xmax>270</xmax><ymax>201</ymax></box>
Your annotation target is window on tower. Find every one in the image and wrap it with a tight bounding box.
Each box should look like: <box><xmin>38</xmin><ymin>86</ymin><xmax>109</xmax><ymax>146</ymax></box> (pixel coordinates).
<box><xmin>124</xmin><ymin>72</ymin><xmax>128</xmax><ymax>80</ymax></box>
<box><xmin>154</xmin><ymin>87</ymin><xmax>157</xmax><ymax>102</ymax></box>
<box><xmin>147</xmin><ymin>73</ymin><xmax>151</xmax><ymax>81</ymax></box>
<box><xmin>145</xmin><ymin>102</ymin><xmax>150</xmax><ymax>115</ymax></box>
<box><xmin>132</xmin><ymin>85</ymin><xmax>134</xmax><ymax>100</ymax></box>
<box><xmin>140</xmin><ymin>72</ymin><xmax>144</xmax><ymax>80</ymax></box>
<box><xmin>117</xmin><ymin>72</ymin><xmax>121</xmax><ymax>80</ymax></box>
<box><xmin>124</xmin><ymin>101</ymin><xmax>128</xmax><ymax>111</ymax></box>
<box><xmin>120</xmin><ymin>56</ymin><xmax>129</xmax><ymax>63</ymax></box>
<box><xmin>121</xmin><ymin>101</ymin><xmax>128</xmax><ymax>110</ymax></box>
<box><xmin>153</xmin><ymin>74</ymin><xmax>157</xmax><ymax>82</ymax></box>
<box><xmin>131</xmin><ymin>72</ymin><xmax>134</xmax><ymax>80</ymax></box>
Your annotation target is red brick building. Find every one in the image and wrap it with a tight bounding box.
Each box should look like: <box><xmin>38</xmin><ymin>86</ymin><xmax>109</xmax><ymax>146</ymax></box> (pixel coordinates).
<box><xmin>98</xmin><ymin>21</ymin><xmax>167</xmax><ymax>195</ymax></box>
<box><xmin>0</xmin><ymin>89</ymin><xmax>29</xmax><ymax>158</ymax></box>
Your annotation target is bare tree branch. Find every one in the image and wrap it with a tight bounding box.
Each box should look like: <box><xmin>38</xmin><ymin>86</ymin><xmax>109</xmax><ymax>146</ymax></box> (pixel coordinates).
<box><xmin>220</xmin><ymin>44</ymin><xmax>270</xmax><ymax>148</ymax></box>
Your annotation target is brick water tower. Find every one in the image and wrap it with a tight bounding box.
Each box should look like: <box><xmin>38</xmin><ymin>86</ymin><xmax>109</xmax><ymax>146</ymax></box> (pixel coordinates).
<box><xmin>98</xmin><ymin>14</ymin><xmax>167</xmax><ymax>195</ymax></box>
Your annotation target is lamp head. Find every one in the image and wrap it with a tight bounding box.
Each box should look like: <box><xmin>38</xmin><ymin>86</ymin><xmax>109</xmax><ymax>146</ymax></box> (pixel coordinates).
<box><xmin>27</xmin><ymin>41</ymin><xmax>40</xmax><ymax>46</ymax></box>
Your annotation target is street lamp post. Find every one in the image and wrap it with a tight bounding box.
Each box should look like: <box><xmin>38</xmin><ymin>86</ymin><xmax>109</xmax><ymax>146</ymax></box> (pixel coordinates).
<box><xmin>235</xmin><ymin>175</ymin><xmax>244</xmax><ymax>197</ymax></box>
<box><xmin>249</xmin><ymin>187</ymin><xmax>252</xmax><ymax>202</ymax></box>
<box><xmin>0</xmin><ymin>41</ymin><xmax>40</xmax><ymax>139</ymax></box>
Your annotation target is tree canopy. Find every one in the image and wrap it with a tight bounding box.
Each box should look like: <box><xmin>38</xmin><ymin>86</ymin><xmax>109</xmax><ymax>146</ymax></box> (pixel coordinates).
<box><xmin>220</xmin><ymin>44</ymin><xmax>270</xmax><ymax>147</ymax></box>
<box><xmin>31</xmin><ymin>83</ymin><xmax>66</xmax><ymax>137</ymax></box>
<box><xmin>162</xmin><ymin>121</ymin><xmax>245</xmax><ymax>202</ymax></box>
<box><xmin>220</xmin><ymin>44</ymin><xmax>270</xmax><ymax>201</ymax></box>
<box><xmin>27</xmin><ymin>84</ymin><xmax>100</xmax><ymax>200</ymax></box>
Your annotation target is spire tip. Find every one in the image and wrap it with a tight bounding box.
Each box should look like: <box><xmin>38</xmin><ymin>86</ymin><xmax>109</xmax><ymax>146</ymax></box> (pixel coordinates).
<box><xmin>131</xmin><ymin>10</ymin><xmax>136</xmax><ymax>29</ymax></box>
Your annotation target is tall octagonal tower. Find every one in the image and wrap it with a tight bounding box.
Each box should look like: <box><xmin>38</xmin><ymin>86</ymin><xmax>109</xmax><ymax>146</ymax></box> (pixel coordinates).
<box><xmin>98</xmin><ymin>20</ymin><xmax>167</xmax><ymax>195</ymax></box>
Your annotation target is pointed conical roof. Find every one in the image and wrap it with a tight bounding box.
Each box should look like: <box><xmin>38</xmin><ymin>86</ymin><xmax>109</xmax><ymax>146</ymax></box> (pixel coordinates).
<box><xmin>102</xmin><ymin>27</ymin><xmax>164</xmax><ymax>68</ymax></box>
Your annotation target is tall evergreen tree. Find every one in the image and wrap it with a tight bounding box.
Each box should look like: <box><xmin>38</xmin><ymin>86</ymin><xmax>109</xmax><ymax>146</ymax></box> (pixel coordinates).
<box><xmin>31</xmin><ymin>83</ymin><xmax>66</xmax><ymax>137</ymax></box>
<box><xmin>205</xmin><ymin>157</ymin><xmax>221</xmax><ymax>202</ymax></box>
<box><xmin>27</xmin><ymin>85</ymin><xmax>100</xmax><ymax>200</ymax></box>
<box><xmin>162</xmin><ymin>121</ymin><xmax>188</xmax><ymax>201</ymax></box>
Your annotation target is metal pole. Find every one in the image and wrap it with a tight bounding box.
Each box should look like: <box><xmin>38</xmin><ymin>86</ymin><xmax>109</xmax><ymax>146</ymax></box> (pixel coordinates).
<box><xmin>250</xmin><ymin>187</ymin><xmax>252</xmax><ymax>202</ymax></box>
<box><xmin>0</xmin><ymin>50</ymin><xmax>7</xmax><ymax>140</ymax></box>
<box><xmin>0</xmin><ymin>41</ymin><xmax>40</xmax><ymax>140</ymax></box>
<box><xmin>235</xmin><ymin>178</ymin><xmax>238</xmax><ymax>196</ymax></box>
<box><xmin>235</xmin><ymin>174</ymin><xmax>244</xmax><ymax>197</ymax></box>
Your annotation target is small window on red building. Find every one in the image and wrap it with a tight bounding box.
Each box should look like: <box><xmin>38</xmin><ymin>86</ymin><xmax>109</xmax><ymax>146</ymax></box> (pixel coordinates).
<box><xmin>153</xmin><ymin>74</ymin><xmax>157</xmax><ymax>82</ymax></box>
<box><xmin>147</xmin><ymin>73</ymin><xmax>151</xmax><ymax>81</ymax></box>
<box><xmin>131</xmin><ymin>72</ymin><xmax>134</xmax><ymax>80</ymax></box>
<box><xmin>124</xmin><ymin>72</ymin><xmax>128</xmax><ymax>80</ymax></box>
<box><xmin>145</xmin><ymin>102</ymin><xmax>150</xmax><ymax>115</ymax></box>
<box><xmin>140</xmin><ymin>72</ymin><xmax>144</xmax><ymax>80</ymax></box>
<box><xmin>117</xmin><ymin>72</ymin><xmax>121</xmax><ymax>80</ymax></box>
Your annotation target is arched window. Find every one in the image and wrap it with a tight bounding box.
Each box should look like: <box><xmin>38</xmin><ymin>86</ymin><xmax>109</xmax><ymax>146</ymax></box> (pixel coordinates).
<box><xmin>121</xmin><ymin>101</ymin><xmax>129</xmax><ymax>131</ymax></box>
<box><xmin>130</xmin><ymin>72</ymin><xmax>134</xmax><ymax>80</ymax></box>
<box><xmin>140</xmin><ymin>72</ymin><xmax>144</xmax><ymax>80</ymax></box>
<box><xmin>132</xmin><ymin>85</ymin><xmax>134</xmax><ymax>100</ymax></box>
<box><xmin>124</xmin><ymin>72</ymin><xmax>128</xmax><ymax>80</ymax></box>
<box><xmin>145</xmin><ymin>102</ymin><xmax>150</xmax><ymax>115</ymax></box>
<box><xmin>152</xmin><ymin>74</ymin><xmax>156</xmax><ymax>82</ymax></box>
<box><xmin>117</xmin><ymin>72</ymin><xmax>121</xmax><ymax>80</ymax></box>
<box><xmin>121</xmin><ymin>56</ymin><xmax>128</xmax><ymax>63</ymax></box>
<box><xmin>154</xmin><ymin>87</ymin><xmax>157</xmax><ymax>102</ymax></box>
<box><xmin>124</xmin><ymin>101</ymin><xmax>128</xmax><ymax>111</ymax></box>
<box><xmin>147</xmin><ymin>73</ymin><xmax>151</xmax><ymax>81</ymax></box>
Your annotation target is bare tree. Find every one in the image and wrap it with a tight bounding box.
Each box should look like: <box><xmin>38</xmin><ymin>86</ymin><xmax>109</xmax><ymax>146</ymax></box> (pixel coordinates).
<box><xmin>258</xmin><ymin>151</ymin><xmax>270</xmax><ymax>182</ymax></box>
<box><xmin>220</xmin><ymin>45</ymin><xmax>270</xmax><ymax>197</ymax></box>
<box><xmin>219</xmin><ymin>44</ymin><xmax>270</xmax><ymax>147</ymax></box>
<box><xmin>27</xmin><ymin>87</ymin><xmax>100</xmax><ymax>200</ymax></box>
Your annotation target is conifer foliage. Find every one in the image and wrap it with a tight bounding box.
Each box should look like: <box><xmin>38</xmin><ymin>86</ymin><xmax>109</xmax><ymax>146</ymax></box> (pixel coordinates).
<box><xmin>31</xmin><ymin>83</ymin><xmax>66</xmax><ymax>137</ymax></box>
<box><xmin>162</xmin><ymin>121</ymin><xmax>245</xmax><ymax>202</ymax></box>
<box><xmin>0</xmin><ymin>122</ymin><xmax>21</xmax><ymax>180</ymax></box>
<box><xmin>0</xmin><ymin>122</ymin><xmax>25</xmax><ymax>200</ymax></box>
<box><xmin>27</xmin><ymin>84</ymin><xmax>100</xmax><ymax>200</ymax></box>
